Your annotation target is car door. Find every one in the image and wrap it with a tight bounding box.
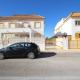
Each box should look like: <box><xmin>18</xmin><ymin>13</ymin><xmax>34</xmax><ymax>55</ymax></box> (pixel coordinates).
<box><xmin>17</xmin><ymin>43</ymin><xmax>26</xmax><ymax>57</ymax></box>
<box><xmin>8</xmin><ymin>43</ymin><xmax>23</xmax><ymax>57</ymax></box>
<box><xmin>24</xmin><ymin>43</ymin><xmax>31</xmax><ymax>54</ymax></box>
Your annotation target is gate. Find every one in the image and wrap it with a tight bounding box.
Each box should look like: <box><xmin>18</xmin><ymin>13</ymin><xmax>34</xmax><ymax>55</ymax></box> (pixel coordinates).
<box><xmin>69</xmin><ymin>39</ymin><xmax>80</xmax><ymax>49</ymax></box>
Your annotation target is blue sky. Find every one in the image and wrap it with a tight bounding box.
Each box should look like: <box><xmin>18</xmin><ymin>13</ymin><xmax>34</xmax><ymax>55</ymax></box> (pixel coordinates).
<box><xmin>0</xmin><ymin>0</ymin><xmax>80</xmax><ymax>37</ymax></box>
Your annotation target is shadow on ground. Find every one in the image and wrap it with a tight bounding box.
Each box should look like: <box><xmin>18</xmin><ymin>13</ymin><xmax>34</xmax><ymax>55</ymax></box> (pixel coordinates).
<box><xmin>6</xmin><ymin>52</ymin><xmax>56</xmax><ymax>59</ymax></box>
<box><xmin>37</xmin><ymin>52</ymin><xmax>56</xmax><ymax>58</ymax></box>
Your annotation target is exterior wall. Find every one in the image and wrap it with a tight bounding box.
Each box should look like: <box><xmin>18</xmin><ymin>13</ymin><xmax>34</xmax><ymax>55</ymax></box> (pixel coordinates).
<box><xmin>71</xmin><ymin>19</ymin><xmax>80</xmax><ymax>40</ymax></box>
<box><xmin>0</xmin><ymin>20</ymin><xmax>44</xmax><ymax>35</ymax></box>
<box><xmin>56</xmin><ymin>37</ymin><xmax>68</xmax><ymax>49</ymax></box>
<box><xmin>32</xmin><ymin>21</ymin><xmax>44</xmax><ymax>35</ymax></box>
<box><xmin>55</xmin><ymin>18</ymin><xmax>74</xmax><ymax>35</ymax></box>
<box><xmin>54</xmin><ymin>13</ymin><xmax>80</xmax><ymax>50</ymax></box>
<box><xmin>0</xmin><ymin>20</ymin><xmax>45</xmax><ymax>51</ymax></box>
<box><xmin>34</xmin><ymin>38</ymin><xmax>45</xmax><ymax>51</ymax></box>
<box><xmin>54</xmin><ymin>18</ymin><xmax>65</xmax><ymax>34</ymax></box>
<box><xmin>54</xmin><ymin>18</ymin><xmax>75</xmax><ymax>49</ymax></box>
<box><xmin>60</xmin><ymin>19</ymin><xmax>73</xmax><ymax>35</ymax></box>
<box><xmin>55</xmin><ymin>18</ymin><xmax>80</xmax><ymax>40</ymax></box>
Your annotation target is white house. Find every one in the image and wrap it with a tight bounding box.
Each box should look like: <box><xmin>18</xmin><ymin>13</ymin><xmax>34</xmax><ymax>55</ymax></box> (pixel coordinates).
<box><xmin>0</xmin><ymin>14</ymin><xmax>45</xmax><ymax>51</ymax></box>
<box><xmin>54</xmin><ymin>12</ymin><xmax>80</xmax><ymax>49</ymax></box>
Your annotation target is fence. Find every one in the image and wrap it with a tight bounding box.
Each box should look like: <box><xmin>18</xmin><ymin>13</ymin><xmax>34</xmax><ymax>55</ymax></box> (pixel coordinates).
<box><xmin>0</xmin><ymin>37</ymin><xmax>45</xmax><ymax>51</ymax></box>
<box><xmin>69</xmin><ymin>39</ymin><xmax>80</xmax><ymax>49</ymax></box>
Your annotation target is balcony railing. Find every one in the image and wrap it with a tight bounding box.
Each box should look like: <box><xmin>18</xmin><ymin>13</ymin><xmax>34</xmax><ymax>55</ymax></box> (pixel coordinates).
<box><xmin>0</xmin><ymin>28</ymin><xmax>31</xmax><ymax>33</ymax></box>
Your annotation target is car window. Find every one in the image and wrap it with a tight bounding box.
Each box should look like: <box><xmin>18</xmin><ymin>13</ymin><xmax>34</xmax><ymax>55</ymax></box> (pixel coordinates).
<box><xmin>27</xmin><ymin>43</ymin><xmax>31</xmax><ymax>47</ymax></box>
<box><xmin>10</xmin><ymin>43</ymin><xmax>25</xmax><ymax>49</ymax></box>
<box><xmin>19</xmin><ymin>43</ymin><xmax>24</xmax><ymax>48</ymax></box>
<box><xmin>10</xmin><ymin>43</ymin><xmax>20</xmax><ymax>48</ymax></box>
<box><xmin>25</xmin><ymin>43</ymin><xmax>28</xmax><ymax>47</ymax></box>
<box><xmin>25</xmin><ymin>43</ymin><xmax>31</xmax><ymax>47</ymax></box>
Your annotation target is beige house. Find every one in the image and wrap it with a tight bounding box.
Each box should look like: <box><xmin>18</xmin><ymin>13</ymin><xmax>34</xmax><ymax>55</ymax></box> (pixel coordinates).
<box><xmin>0</xmin><ymin>14</ymin><xmax>45</xmax><ymax>51</ymax></box>
<box><xmin>54</xmin><ymin>12</ymin><xmax>80</xmax><ymax>49</ymax></box>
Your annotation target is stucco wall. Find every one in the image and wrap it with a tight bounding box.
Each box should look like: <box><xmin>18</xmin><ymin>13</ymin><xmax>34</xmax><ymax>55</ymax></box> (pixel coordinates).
<box><xmin>0</xmin><ymin>20</ymin><xmax>44</xmax><ymax>35</ymax></box>
<box><xmin>0</xmin><ymin>20</ymin><xmax>45</xmax><ymax>51</ymax></box>
<box><xmin>56</xmin><ymin>37</ymin><xmax>68</xmax><ymax>49</ymax></box>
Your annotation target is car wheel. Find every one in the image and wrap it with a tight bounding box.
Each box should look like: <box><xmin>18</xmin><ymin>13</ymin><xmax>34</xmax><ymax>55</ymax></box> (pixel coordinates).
<box><xmin>0</xmin><ymin>53</ymin><xmax>4</xmax><ymax>60</ymax></box>
<box><xmin>27</xmin><ymin>52</ymin><xmax>35</xmax><ymax>59</ymax></box>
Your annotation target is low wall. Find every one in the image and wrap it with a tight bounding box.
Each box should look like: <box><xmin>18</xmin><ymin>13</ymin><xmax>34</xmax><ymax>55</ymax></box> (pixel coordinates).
<box><xmin>56</xmin><ymin>37</ymin><xmax>68</xmax><ymax>49</ymax></box>
<box><xmin>0</xmin><ymin>37</ymin><xmax>45</xmax><ymax>51</ymax></box>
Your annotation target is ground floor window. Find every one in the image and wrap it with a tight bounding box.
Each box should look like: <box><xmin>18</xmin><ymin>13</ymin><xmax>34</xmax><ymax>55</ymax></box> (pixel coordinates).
<box><xmin>15</xmin><ymin>33</ymin><xmax>29</xmax><ymax>37</ymax></box>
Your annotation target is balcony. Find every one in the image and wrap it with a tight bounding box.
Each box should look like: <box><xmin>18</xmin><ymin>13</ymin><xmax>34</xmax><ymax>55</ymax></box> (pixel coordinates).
<box><xmin>0</xmin><ymin>28</ymin><xmax>31</xmax><ymax>33</ymax></box>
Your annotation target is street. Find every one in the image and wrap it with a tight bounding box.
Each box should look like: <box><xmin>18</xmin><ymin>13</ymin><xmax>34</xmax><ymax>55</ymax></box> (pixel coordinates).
<box><xmin>0</xmin><ymin>51</ymin><xmax>80</xmax><ymax>80</ymax></box>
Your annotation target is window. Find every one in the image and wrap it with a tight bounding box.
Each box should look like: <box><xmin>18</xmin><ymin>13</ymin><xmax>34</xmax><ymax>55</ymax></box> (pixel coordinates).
<box><xmin>75</xmin><ymin>21</ymin><xmax>80</xmax><ymax>25</ymax></box>
<box><xmin>23</xmin><ymin>23</ymin><xmax>30</xmax><ymax>28</ymax></box>
<box><xmin>10</xmin><ymin>43</ymin><xmax>25</xmax><ymax>49</ymax></box>
<box><xmin>10</xmin><ymin>43</ymin><xmax>20</xmax><ymax>48</ymax></box>
<box><xmin>34</xmin><ymin>22</ymin><xmax>41</xmax><ymax>28</ymax></box>
<box><xmin>10</xmin><ymin>44</ymin><xmax>20</xmax><ymax>50</ymax></box>
<box><xmin>25</xmin><ymin>43</ymin><xmax>31</xmax><ymax>47</ymax></box>
<box><xmin>25</xmin><ymin>43</ymin><xmax>28</xmax><ymax>47</ymax></box>
<box><xmin>9</xmin><ymin>23</ymin><xmax>16</xmax><ymax>28</ymax></box>
<box><xmin>15</xmin><ymin>33</ymin><xmax>29</xmax><ymax>37</ymax></box>
<box><xmin>34</xmin><ymin>33</ymin><xmax>41</xmax><ymax>37</ymax></box>
<box><xmin>0</xmin><ymin>23</ymin><xmax>4</xmax><ymax>29</ymax></box>
<box><xmin>27</xmin><ymin>43</ymin><xmax>31</xmax><ymax>47</ymax></box>
<box><xmin>20</xmin><ymin>43</ymin><xmax>25</xmax><ymax>47</ymax></box>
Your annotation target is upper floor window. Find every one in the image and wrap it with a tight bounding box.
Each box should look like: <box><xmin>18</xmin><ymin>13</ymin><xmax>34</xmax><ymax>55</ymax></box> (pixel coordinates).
<box><xmin>23</xmin><ymin>22</ymin><xmax>31</xmax><ymax>28</ymax></box>
<box><xmin>34</xmin><ymin>22</ymin><xmax>41</xmax><ymax>28</ymax></box>
<box><xmin>75</xmin><ymin>21</ymin><xmax>80</xmax><ymax>25</ymax></box>
<box><xmin>0</xmin><ymin>23</ymin><xmax>4</xmax><ymax>29</ymax></box>
<box><xmin>9</xmin><ymin>23</ymin><xmax>16</xmax><ymax>28</ymax></box>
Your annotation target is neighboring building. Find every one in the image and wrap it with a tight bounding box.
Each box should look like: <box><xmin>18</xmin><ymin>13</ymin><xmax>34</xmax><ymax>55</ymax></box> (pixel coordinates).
<box><xmin>54</xmin><ymin>12</ymin><xmax>80</xmax><ymax>49</ymax></box>
<box><xmin>0</xmin><ymin>14</ymin><xmax>45</xmax><ymax>51</ymax></box>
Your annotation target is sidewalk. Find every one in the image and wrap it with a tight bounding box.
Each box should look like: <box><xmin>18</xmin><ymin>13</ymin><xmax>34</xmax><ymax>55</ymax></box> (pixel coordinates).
<box><xmin>44</xmin><ymin>49</ymin><xmax>80</xmax><ymax>53</ymax></box>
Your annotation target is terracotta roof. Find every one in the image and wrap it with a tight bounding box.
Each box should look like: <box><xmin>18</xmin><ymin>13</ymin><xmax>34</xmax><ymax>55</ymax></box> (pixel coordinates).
<box><xmin>71</xmin><ymin>12</ymin><xmax>80</xmax><ymax>17</ymax></box>
<box><xmin>0</xmin><ymin>14</ymin><xmax>45</xmax><ymax>20</ymax></box>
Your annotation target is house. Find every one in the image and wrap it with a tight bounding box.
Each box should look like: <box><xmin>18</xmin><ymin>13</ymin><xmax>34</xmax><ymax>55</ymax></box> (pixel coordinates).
<box><xmin>54</xmin><ymin>12</ymin><xmax>80</xmax><ymax>49</ymax></box>
<box><xmin>0</xmin><ymin>14</ymin><xmax>45</xmax><ymax>51</ymax></box>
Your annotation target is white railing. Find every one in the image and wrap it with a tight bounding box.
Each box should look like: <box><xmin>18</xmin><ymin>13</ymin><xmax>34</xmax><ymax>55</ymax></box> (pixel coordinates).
<box><xmin>0</xmin><ymin>28</ymin><xmax>31</xmax><ymax>33</ymax></box>
<box><xmin>0</xmin><ymin>37</ymin><xmax>45</xmax><ymax>47</ymax></box>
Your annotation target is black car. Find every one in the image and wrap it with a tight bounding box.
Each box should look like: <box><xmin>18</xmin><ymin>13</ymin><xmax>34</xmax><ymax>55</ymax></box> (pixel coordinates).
<box><xmin>0</xmin><ymin>42</ymin><xmax>40</xmax><ymax>59</ymax></box>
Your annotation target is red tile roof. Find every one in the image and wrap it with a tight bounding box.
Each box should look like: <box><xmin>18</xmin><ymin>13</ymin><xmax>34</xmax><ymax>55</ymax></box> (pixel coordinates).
<box><xmin>71</xmin><ymin>12</ymin><xmax>80</xmax><ymax>17</ymax></box>
<box><xmin>0</xmin><ymin>14</ymin><xmax>45</xmax><ymax>20</ymax></box>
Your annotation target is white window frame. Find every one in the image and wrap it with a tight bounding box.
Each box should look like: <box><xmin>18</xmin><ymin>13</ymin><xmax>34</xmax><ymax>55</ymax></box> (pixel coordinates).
<box><xmin>75</xmin><ymin>20</ymin><xmax>80</xmax><ymax>26</ymax></box>
<box><xmin>0</xmin><ymin>23</ymin><xmax>4</xmax><ymax>29</ymax></box>
<box><xmin>34</xmin><ymin>22</ymin><xmax>41</xmax><ymax>29</ymax></box>
<box><xmin>9</xmin><ymin>23</ymin><xmax>16</xmax><ymax>28</ymax></box>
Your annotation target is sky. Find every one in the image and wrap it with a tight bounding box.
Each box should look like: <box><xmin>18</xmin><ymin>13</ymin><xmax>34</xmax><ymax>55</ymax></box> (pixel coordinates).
<box><xmin>0</xmin><ymin>0</ymin><xmax>80</xmax><ymax>38</ymax></box>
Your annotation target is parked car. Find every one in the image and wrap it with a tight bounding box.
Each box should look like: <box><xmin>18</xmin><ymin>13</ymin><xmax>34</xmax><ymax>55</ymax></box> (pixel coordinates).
<box><xmin>0</xmin><ymin>42</ymin><xmax>40</xmax><ymax>59</ymax></box>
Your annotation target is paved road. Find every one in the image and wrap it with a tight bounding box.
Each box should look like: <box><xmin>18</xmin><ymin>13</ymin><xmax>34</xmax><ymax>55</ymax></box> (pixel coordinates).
<box><xmin>0</xmin><ymin>51</ymin><xmax>80</xmax><ymax>80</ymax></box>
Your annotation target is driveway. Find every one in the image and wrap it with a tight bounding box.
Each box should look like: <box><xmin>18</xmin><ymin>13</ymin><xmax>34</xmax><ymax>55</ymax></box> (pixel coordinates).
<box><xmin>0</xmin><ymin>51</ymin><xmax>80</xmax><ymax>80</ymax></box>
